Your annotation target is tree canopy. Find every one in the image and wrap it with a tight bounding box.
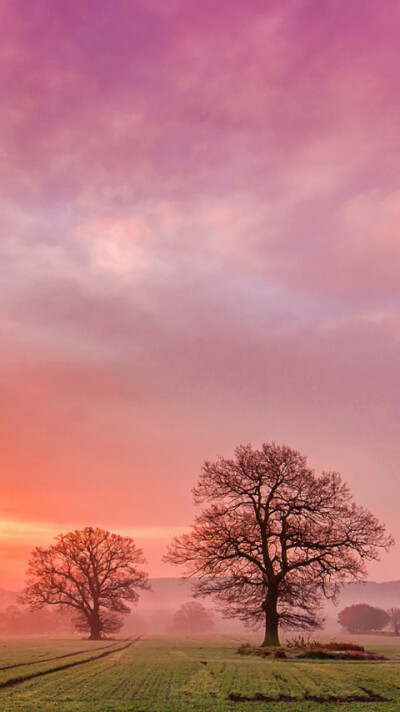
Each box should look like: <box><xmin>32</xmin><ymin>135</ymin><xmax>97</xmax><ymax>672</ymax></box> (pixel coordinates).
<box><xmin>170</xmin><ymin>601</ymin><xmax>215</xmax><ymax>633</ymax></box>
<box><xmin>165</xmin><ymin>442</ymin><xmax>393</xmax><ymax>646</ymax></box>
<box><xmin>338</xmin><ymin>604</ymin><xmax>389</xmax><ymax>633</ymax></box>
<box><xmin>20</xmin><ymin>527</ymin><xmax>149</xmax><ymax>639</ymax></box>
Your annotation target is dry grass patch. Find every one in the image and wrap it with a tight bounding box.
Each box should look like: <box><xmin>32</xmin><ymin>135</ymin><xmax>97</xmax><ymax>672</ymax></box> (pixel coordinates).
<box><xmin>237</xmin><ymin>637</ymin><xmax>385</xmax><ymax>660</ymax></box>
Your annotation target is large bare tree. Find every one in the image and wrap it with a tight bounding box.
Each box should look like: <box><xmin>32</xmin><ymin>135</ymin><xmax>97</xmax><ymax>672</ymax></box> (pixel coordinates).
<box><xmin>21</xmin><ymin>527</ymin><xmax>149</xmax><ymax>639</ymax></box>
<box><xmin>165</xmin><ymin>443</ymin><xmax>393</xmax><ymax>646</ymax></box>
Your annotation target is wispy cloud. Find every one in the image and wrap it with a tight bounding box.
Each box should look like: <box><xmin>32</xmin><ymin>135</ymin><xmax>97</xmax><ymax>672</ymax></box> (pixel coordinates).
<box><xmin>0</xmin><ymin>0</ymin><xmax>399</xmax><ymax>585</ymax></box>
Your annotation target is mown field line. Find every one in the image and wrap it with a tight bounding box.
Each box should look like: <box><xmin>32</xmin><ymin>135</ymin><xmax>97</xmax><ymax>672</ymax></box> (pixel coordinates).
<box><xmin>0</xmin><ymin>640</ymin><xmax>125</xmax><ymax>672</ymax></box>
<box><xmin>0</xmin><ymin>636</ymin><xmax>143</xmax><ymax>691</ymax></box>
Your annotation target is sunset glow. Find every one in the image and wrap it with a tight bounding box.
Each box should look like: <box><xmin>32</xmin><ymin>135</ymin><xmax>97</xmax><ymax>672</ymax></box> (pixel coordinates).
<box><xmin>1</xmin><ymin>0</ymin><xmax>399</xmax><ymax>590</ymax></box>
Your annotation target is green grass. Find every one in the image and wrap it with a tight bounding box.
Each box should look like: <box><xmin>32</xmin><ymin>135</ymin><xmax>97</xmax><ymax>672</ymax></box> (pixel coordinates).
<box><xmin>1</xmin><ymin>635</ymin><xmax>400</xmax><ymax>711</ymax></box>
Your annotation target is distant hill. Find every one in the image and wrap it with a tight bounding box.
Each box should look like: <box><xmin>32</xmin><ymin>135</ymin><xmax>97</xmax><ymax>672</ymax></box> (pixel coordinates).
<box><xmin>140</xmin><ymin>577</ymin><xmax>400</xmax><ymax>612</ymax></box>
<box><xmin>141</xmin><ymin>577</ymin><xmax>195</xmax><ymax>607</ymax></box>
<box><xmin>317</xmin><ymin>580</ymin><xmax>400</xmax><ymax>632</ymax></box>
<box><xmin>338</xmin><ymin>580</ymin><xmax>400</xmax><ymax>607</ymax></box>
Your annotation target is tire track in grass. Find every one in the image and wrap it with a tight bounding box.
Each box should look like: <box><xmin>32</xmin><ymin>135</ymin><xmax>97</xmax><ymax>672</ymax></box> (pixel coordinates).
<box><xmin>0</xmin><ymin>640</ymin><xmax>125</xmax><ymax>672</ymax></box>
<box><xmin>0</xmin><ymin>636</ymin><xmax>143</xmax><ymax>691</ymax></box>
<box><xmin>228</xmin><ymin>689</ymin><xmax>389</xmax><ymax>703</ymax></box>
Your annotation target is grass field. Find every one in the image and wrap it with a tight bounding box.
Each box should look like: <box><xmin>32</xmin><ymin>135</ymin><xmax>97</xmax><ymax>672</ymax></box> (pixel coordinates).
<box><xmin>1</xmin><ymin>634</ymin><xmax>400</xmax><ymax>711</ymax></box>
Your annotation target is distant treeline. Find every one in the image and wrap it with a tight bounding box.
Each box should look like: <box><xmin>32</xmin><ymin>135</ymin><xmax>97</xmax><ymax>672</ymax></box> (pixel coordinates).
<box><xmin>0</xmin><ymin>601</ymin><xmax>219</xmax><ymax>637</ymax></box>
<box><xmin>0</xmin><ymin>605</ymin><xmax>73</xmax><ymax>635</ymax></box>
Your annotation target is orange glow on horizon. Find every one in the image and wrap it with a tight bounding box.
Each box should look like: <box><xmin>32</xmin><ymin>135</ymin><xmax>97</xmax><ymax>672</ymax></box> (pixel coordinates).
<box><xmin>0</xmin><ymin>519</ymin><xmax>188</xmax><ymax>589</ymax></box>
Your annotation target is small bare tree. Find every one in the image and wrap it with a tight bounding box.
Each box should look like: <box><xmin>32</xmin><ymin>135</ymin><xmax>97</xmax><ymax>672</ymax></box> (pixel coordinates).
<box><xmin>387</xmin><ymin>607</ymin><xmax>400</xmax><ymax>635</ymax></box>
<box><xmin>165</xmin><ymin>443</ymin><xmax>393</xmax><ymax>646</ymax></box>
<box><xmin>21</xmin><ymin>527</ymin><xmax>150</xmax><ymax>639</ymax></box>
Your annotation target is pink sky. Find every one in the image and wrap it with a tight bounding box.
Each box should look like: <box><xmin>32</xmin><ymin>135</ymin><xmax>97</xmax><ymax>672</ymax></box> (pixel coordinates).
<box><xmin>1</xmin><ymin>0</ymin><xmax>400</xmax><ymax>589</ymax></box>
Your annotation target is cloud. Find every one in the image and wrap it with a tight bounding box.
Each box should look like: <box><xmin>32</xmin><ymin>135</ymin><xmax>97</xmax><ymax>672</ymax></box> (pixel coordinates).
<box><xmin>0</xmin><ymin>0</ymin><xmax>399</xmax><ymax>585</ymax></box>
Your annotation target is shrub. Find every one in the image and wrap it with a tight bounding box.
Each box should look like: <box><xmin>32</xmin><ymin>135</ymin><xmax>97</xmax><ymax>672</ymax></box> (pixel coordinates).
<box><xmin>338</xmin><ymin>604</ymin><xmax>389</xmax><ymax>633</ymax></box>
<box><xmin>273</xmin><ymin>648</ymin><xmax>286</xmax><ymax>659</ymax></box>
<box><xmin>324</xmin><ymin>642</ymin><xmax>364</xmax><ymax>652</ymax></box>
<box><xmin>237</xmin><ymin>642</ymin><xmax>253</xmax><ymax>655</ymax></box>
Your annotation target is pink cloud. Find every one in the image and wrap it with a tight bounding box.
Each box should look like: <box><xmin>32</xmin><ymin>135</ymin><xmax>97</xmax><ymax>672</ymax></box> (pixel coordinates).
<box><xmin>0</xmin><ymin>0</ymin><xmax>399</xmax><ymax>586</ymax></box>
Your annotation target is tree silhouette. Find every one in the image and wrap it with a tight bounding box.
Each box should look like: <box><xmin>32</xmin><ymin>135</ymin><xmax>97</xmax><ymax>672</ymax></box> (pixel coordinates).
<box><xmin>338</xmin><ymin>604</ymin><xmax>389</xmax><ymax>633</ymax></box>
<box><xmin>387</xmin><ymin>607</ymin><xmax>400</xmax><ymax>635</ymax></box>
<box><xmin>20</xmin><ymin>527</ymin><xmax>149</xmax><ymax>639</ymax></box>
<box><xmin>170</xmin><ymin>601</ymin><xmax>215</xmax><ymax>633</ymax></box>
<box><xmin>165</xmin><ymin>443</ymin><xmax>393</xmax><ymax>646</ymax></box>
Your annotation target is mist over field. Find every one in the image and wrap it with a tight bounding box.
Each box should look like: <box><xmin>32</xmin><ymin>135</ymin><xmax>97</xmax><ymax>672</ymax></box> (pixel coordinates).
<box><xmin>2</xmin><ymin>578</ymin><xmax>400</xmax><ymax>637</ymax></box>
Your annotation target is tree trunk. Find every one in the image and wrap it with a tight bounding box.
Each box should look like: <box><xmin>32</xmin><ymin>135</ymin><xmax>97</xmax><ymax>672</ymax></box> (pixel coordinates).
<box><xmin>88</xmin><ymin>614</ymin><xmax>102</xmax><ymax>640</ymax></box>
<box><xmin>261</xmin><ymin>595</ymin><xmax>280</xmax><ymax>647</ymax></box>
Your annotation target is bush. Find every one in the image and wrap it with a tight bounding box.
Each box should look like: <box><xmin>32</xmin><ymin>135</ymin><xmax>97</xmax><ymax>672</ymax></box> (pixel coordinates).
<box><xmin>169</xmin><ymin>601</ymin><xmax>215</xmax><ymax>633</ymax></box>
<box><xmin>237</xmin><ymin>639</ymin><xmax>381</xmax><ymax>661</ymax></box>
<box><xmin>237</xmin><ymin>642</ymin><xmax>253</xmax><ymax>655</ymax></box>
<box><xmin>324</xmin><ymin>642</ymin><xmax>364</xmax><ymax>652</ymax></box>
<box><xmin>273</xmin><ymin>648</ymin><xmax>286</xmax><ymax>659</ymax></box>
<box><xmin>338</xmin><ymin>604</ymin><xmax>389</xmax><ymax>633</ymax></box>
<box><xmin>236</xmin><ymin>643</ymin><xmax>275</xmax><ymax>658</ymax></box>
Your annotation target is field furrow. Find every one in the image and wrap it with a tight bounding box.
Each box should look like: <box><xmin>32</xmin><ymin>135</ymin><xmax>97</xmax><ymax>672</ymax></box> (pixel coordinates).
<box><xmin>0</xmin><ymin>638</ymin><xmax>139</xmax><ymax>689</ymax></box>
